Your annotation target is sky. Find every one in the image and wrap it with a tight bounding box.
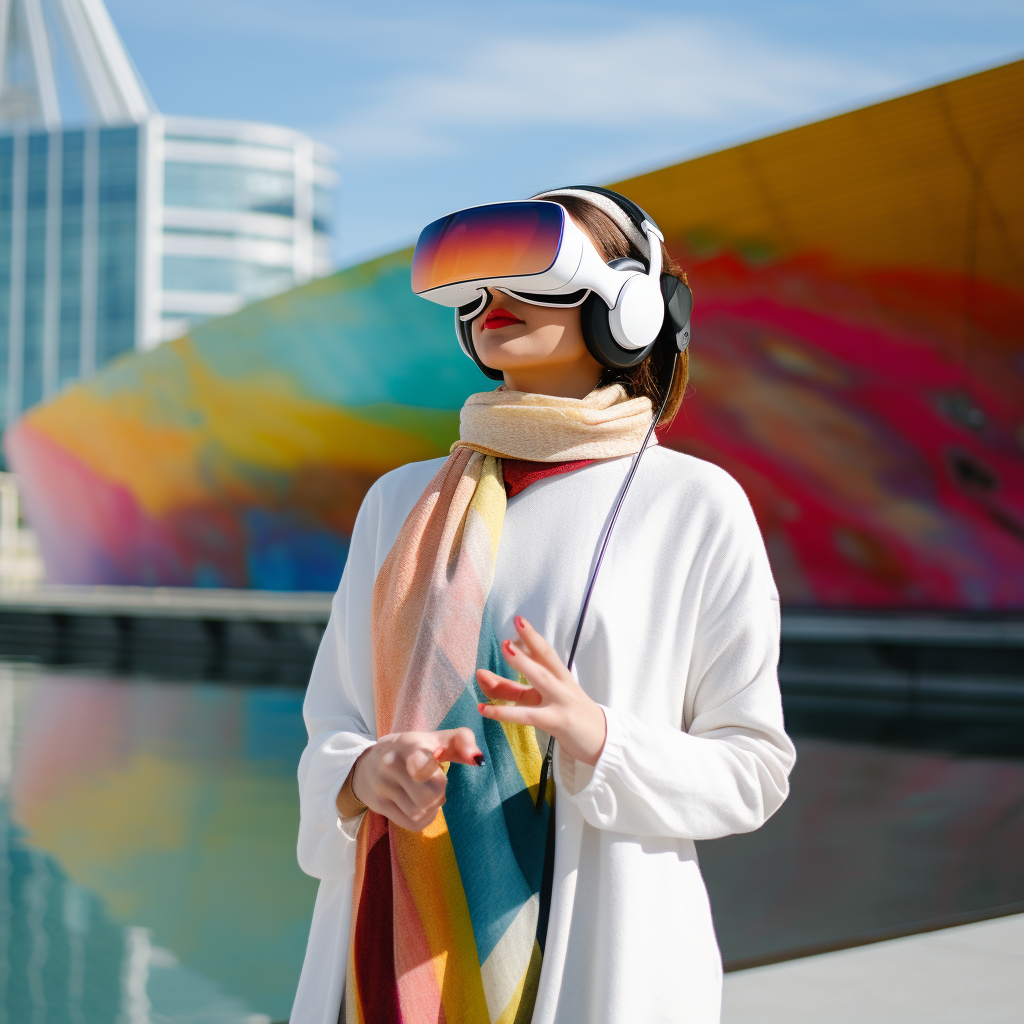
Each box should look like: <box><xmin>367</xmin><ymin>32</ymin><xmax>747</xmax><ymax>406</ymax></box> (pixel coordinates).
<box><xmin>97</xmin><ymin>0</ymin><xmax>1024</xmax><ymax>269</ymax></box>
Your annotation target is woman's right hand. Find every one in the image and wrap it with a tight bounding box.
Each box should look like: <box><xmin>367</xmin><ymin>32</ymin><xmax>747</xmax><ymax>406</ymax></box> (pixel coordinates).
<box><xmin>341</xmin><ymin>728</ymin><xmax>484</xmax><ymax>832</ymax></box>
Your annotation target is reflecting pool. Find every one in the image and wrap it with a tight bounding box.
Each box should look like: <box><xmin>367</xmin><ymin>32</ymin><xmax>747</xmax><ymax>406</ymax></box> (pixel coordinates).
<box><xmin>1</xmin><ymin>662</ymin><xmax>317</xmax><ymax>1024</ymax></box>
<box><xmin>2</xmin><ymin>660</ymin><xmax>1024</xmax><ymax>1020</ymax></box>
<box><xmin>700</xmin><ymin>736</ymin><xmax>1024</xmax><ymax>964</ymax></box>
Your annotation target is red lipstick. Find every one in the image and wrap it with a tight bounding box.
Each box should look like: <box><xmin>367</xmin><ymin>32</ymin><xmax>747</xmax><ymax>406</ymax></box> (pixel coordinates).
<box><xmin>482</xmin><ymin>308</ymin><xmax>525</xmax><ymax>330</ymax></box>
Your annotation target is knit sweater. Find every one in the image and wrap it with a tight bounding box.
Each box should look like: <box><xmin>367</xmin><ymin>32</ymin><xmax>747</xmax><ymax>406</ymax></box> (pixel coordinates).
<box><xmin>292</xmin><ymin>445</ymin><xmax>796</xmax><ymax>1024</ymax></box>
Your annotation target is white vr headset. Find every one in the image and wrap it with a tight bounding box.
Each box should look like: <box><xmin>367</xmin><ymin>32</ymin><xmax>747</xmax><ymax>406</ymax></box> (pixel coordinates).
<box><xmin>411</xmin><ymin>185</ymin><xmax>692</xmax><ymax>381</ymax></box>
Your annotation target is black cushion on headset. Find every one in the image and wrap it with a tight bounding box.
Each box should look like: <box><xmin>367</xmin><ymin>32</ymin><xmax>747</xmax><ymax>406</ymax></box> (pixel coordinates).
<box><xmin>580</xmin><ymin>292</ymin><xmax>658</xmax><ymax>370</ymax></box>
<box><xmin>662</xmin><ymin>273</ymin><xmax>693</xmax><ymax>352</ymax></box>
<box><xmin>456</xmin><ymin>310</ymin><xmax>505</xmax><ymax>381</ymax></box>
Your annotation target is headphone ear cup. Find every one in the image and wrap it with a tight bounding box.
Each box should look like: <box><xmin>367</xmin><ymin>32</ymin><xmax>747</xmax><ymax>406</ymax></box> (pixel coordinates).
<box><xmin>660</xmin><ymin>274</ymin><xmax>693</xmax><ymax>352</ymax></box>
<box><xmin>581</xmin><ymin>292</ymin><xmax>657</xmax><ymax>370</ymax></box>
<box><xmin>456</xmin><ymin>312</ymin><xmax>505</xmax><ymax>381</ymax></box>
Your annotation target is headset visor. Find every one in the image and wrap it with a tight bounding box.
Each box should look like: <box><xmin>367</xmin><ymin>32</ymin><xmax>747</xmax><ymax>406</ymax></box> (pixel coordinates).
<box><xmin>411</xmin><ymin>201</ymin><xmax>564</xmax><ymax>295</ymax></box>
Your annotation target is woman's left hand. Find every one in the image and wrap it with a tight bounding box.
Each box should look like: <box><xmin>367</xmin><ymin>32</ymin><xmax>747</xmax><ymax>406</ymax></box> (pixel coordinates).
<box><xmin>476</xmin><ymin>615</ymin><xmax>607</xmax><ymax>767</ymax></box>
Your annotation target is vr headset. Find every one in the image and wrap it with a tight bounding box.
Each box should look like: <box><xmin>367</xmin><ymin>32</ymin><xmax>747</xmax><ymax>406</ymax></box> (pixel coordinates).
<box><xmin>411</xmin><ymin>185</ymin><xmax>692</xmax><ymax>384</ymax></box>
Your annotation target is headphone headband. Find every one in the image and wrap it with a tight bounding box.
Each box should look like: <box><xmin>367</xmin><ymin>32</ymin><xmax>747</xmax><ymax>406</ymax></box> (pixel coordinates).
<box><xmin>530</xmin><ymin>186</ymin><xmax>657</xmax><ymax>264</ymax></box>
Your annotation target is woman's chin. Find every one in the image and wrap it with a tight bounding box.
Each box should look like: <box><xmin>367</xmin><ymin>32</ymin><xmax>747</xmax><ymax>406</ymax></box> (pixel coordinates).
<box><xmin>474</xmin><ymin>343</ymin><xmax>558</xmax><ymax>373</ymax></box>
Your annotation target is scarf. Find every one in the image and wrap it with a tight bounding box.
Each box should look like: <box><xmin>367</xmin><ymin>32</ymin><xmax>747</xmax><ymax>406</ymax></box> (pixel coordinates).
<box><xmin>346</xmin><ymin>385</ymin><xmax>653</xmax><ymax>1024</ymax></box>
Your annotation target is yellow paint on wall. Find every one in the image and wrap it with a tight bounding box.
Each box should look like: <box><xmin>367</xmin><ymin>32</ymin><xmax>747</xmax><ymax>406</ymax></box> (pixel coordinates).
<box><xmin>614</xmin><ymin>60</ymin><xmax>1024</xmax><ymax>289</ymax></box>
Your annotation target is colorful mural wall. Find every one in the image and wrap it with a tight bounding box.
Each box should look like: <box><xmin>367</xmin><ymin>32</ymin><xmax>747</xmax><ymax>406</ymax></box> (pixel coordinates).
<box><xmin>5</xmin><ymin>61</ymin><xmax>1023</xmax><ymax>607</ymax></box>
<box><xmin>5</xmin><ymin>251</ymin><xmax>481</xmax><ymax>590</ymax></box>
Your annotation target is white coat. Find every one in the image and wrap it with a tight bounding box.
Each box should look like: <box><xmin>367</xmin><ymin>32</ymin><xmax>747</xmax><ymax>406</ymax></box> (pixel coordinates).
<box><xmin>292</xmin><ymin>446</ymin><xmax>796</xmax><ymax>1024</ymax></box>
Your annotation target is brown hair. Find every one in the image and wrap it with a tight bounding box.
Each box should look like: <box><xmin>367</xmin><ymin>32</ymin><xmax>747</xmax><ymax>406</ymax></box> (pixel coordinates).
<box><xmin>552</xmin><ymin>194</ymin><xmax>689</xmax><ymax>426</ymax></box>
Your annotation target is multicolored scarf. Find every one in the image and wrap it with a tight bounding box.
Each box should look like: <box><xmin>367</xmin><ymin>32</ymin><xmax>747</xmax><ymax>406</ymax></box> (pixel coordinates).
<box><xmin>346</xmin><ymin>385</ymin><xmax>652</xmax><ymax>1024</ymax></box>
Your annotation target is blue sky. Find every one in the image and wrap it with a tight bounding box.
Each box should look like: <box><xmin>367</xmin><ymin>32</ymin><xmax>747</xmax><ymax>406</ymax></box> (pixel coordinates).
<box><xmin>102</xmin><ymin>0</ymin><xmax>1024</xmax><ymax>268</ymax></box>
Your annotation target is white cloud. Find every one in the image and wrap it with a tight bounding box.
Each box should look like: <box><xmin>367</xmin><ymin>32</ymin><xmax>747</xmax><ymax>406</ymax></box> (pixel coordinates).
<box><xmin>321</xmin><ymin>16</ymin><xmax>900</xmax><ymax>163</ymax></box>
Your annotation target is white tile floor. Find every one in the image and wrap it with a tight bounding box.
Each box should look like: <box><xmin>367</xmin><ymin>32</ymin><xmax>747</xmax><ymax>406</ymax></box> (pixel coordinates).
<box><xmin>722</xmin><ymin>913</ymin><xmax>1024</xmax><ymax>1024</ymax></box>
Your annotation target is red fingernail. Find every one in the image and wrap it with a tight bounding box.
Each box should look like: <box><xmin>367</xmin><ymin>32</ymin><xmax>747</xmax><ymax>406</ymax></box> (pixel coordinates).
<box><xmin>474</xmin><ymin>754</ymin><xmax>485</xmax><ymax>766</ymax></box>
<box><xmin>433</xmin><ymin>746</ymin><xmax>444</xmax><ymax>760</ymax></box>
<box><xmin>478</xmin><ymin>702</ymin><xmax>487</xmax><ymax>713</ymax></box>
<box><xmin>515</xmin><ymin>616</ymin><xmax>525</xmax><ymax>630</ymax></box>
<box><xmin>503</xmin><ymin>639</ymin><xmax>515</xmax><ymax>656</ymax></box>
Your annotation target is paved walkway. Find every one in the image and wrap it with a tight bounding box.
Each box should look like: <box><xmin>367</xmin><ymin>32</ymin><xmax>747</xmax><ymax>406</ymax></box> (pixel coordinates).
<box><xmin>722</xmin><ymin>913</ymin><xmax>1024</xmax><ymax>1023</ymax></box>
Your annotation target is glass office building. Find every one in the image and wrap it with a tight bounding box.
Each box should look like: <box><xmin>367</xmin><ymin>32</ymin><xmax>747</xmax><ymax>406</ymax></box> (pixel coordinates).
<box><xmin>154</xmin><ymin>116</ymin><xmax>334</xmax><ymax>344</ymax></box>
<box><xmin>0</xmin><ymin>125</ymin><xmax>137</xmax><ymax>425</ymax></box>
<box><xmin>0</xmin><ymin>0</ymin><xmax>335</xmax><ymax>428</ymax></box>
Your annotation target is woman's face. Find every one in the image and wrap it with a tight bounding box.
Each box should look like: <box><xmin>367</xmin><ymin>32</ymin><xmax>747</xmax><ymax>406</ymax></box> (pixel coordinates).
<box><xmin>470</xmin><ymin>289</ymin><xmax>603</xmax><ymax>393</ymax></box>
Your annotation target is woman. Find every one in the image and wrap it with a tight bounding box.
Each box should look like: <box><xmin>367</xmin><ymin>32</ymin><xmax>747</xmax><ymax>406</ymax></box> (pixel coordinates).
<box><xmin>293</xmin><ymin>187</ymin><xmax>795</xmax><ymax>1024</ymax></box>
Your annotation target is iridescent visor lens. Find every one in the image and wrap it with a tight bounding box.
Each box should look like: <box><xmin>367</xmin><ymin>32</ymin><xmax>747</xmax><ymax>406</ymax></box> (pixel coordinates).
<box><xmin>411</xmin><ymin>202</ymin><xmax>565</xmax><ymax>295</ymax></box>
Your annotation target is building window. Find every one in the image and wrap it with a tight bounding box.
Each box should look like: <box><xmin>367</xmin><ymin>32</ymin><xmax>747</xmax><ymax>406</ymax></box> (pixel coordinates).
<box><xmin>21</xmin><ymin>134</ymin><xmax>48</xmax><ymax>411</ymax></box>
<box><xmin>96</xmin><ymin>127</ymin><xmax>137</xmax><ymax>367</ymax></box>
<box><xmin>162</xmin><ymin>255</ymin><xmax>293</xmax><ymax>300</ymax></box>
<box><xmin>313</xmin><ymin>183</ymin><xmax>332</xmax><ymax>236</ymax></box>
<box><xmin>164</xmin><ymin>134</ymin><xmax>293</xmax><ymax>152</ymax></box>
<box><xmin>59</xmin><ymin>131</ymin><xmax>84</xmax><ymax>388</ymax></box>
<box><xmin>162</xmin><ymin>225</ymin><xmax>290</xmax><ymax>243</ymax></box>
<box><xmin>164</xmin><ymin>162</ymin><xmax>294</xmax><ymax>218</ymax></box>
<box><xmin>0</xmin><ymin>136</ymin><xmax>12</xmax><ymax>426</ymax></box>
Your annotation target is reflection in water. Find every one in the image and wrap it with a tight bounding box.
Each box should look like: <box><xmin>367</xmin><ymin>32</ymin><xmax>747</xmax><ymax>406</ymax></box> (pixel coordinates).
<box><xmin>0</xmin><ymin>662</ymin><xmax>318</xmax><ymax>1023</ymax></box>
<box><xmin>700</xmin><ymin>736</ymin><xmax>1024</xmax><ymax>963</ymax></box>
<box><xmin>2</xmin><ymin>662</ymin><xmax>1024</xmax><ymax>1017</ymax></box>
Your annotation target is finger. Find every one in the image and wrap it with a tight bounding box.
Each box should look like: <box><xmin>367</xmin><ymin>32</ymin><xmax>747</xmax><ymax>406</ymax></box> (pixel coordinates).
<box><xmin>398</xmin><ymin>762</ymin><xmax>446</xmax><ymax>804</ymax></box>
<box><xmin>478</xmin><ymin>700</ymin><xmax>550</xmax><ymax>729</ymax></box>
<box><xmin>477</xmin><ymin>669</ymin><xmax>543</xmax><ymax>705</ymax></box>
<box><xmin>403</xmin><ymin>806</ymin><xmax>441</xmax><ymax>832</ymax></box>
<box><xmin>383</xmin><ymin>798</ymin><xmax>438</xmax><ymax>833</ymax></box>
<box><xmin>501</xmin><ymin>638</ymin><xmax>556</xmax><ymax>695</ymax></box>
<box><xmin>402</xmin><ymin>780</ymin><xmax>446</xmax><ymax>822</ymax></box>
<box><xmin>404</xmin><ymin>746</ymin><xmax>437</xmax><ymax>782</ymax></box>
<box><xmin>429</xmin><ymin>726</ymin><xmax>485</xmax><ymax>767</ymax></box>
<box><xmin>389</xmin><ymin>771</ymin><xmax>447</xmax><ymax>824</ymax></box>
<box><xmin>382</xmin><ymin>779</ymin><xmax>433</xmax><ymax>822</ymax></box>
<box><xmin>514</xmin><ymin>616</ymin><xmax>571</xmax><ymax>678</ymax></box>
<box><xmin>379</xmin><ymin>795</ymin><xmax>426</xmax><ymax>832</ymax></box>
<box><xmin>379</xmin><ymin>800</ymin><xmax>416</xmax><ymax>831</ymax></box>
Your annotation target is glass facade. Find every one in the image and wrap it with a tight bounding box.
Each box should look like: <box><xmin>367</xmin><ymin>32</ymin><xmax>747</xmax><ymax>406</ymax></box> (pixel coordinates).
<box><xmin>0</xmin><ymin>137</ymin><xmax>12</xmax><ymax>425</ymax></box>
<box><xmin>162</xmin><ymin>255</ymin><xmax>292</xmax><ymax>300</ymax></box>
<box><xmin>59</xmin><ymin>131</ymin><xmax>84</xmax><ymax>388</ymax></box>
<box><xmin>0</xmin><ymin>117</ymin><xmax>335</xmax><ymax>425</ymax></box>
<box><xmin>96</xmin><ymin>128</ymin><xmax>136</xmax><ymax>367</ymax></box>
<box><xmin>163</xmin><ymin>133</ymin><xmax>293</xmax><ymax>151</ymax></box>
<box><xmin>313</xmin><ymin>183</ymin><xmax>331</xmax><ymax>236</ymax></box>
<box><xmin>0</xmin><ymin>125</ymin><xmax>139</xmax><ymax>426</ymax></box>
<box><xmin>164</xmin><ymin>162</ymin><xmax>294</xmax><ymax>217</ymax></box>
<box><xmin>159</xmin><ymin>125</ymin><xmax>335</xmax><ymax>337</ymax></box>
<box><xmin>23</xmin><ymin>133</ymin><xmax>48</xmax><ymax>410</ymax></box>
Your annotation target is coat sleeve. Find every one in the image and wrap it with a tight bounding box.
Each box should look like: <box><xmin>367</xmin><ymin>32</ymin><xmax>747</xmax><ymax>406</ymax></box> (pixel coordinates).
<box><xmin>556</xmin><ymin>476</ymin><xmax>796</xmax><ymax>841</ymax></box>
<box><xmin>296</xmin><ymin>485</ymin><xmax>382</xmax><ymax>881</ymax></box>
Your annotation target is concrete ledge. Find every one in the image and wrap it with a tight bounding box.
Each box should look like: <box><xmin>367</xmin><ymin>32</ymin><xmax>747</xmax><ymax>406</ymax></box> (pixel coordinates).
<box><xmin>0</xmin><ymin>584</ymin><xmax>333</xmax><ymax>622</ymax></box>
<box><xmin>782</xmin><ymin>611</ymin><xmax>1024</xmax><ymax>646</ymax></box>
<box><xmin>0</xmin><ymin>588</ymin><xmax>1018</xmax><ymax>637</ymax></box>
<box><xmin>0</xmin><ymin>590</ymin><xmax>1019</xmax><ymax>702</ymax></box>
<box><xmin>0</xmin><ymin>585</ymin><xmax>333</xmax><ymax>683</ymax></box>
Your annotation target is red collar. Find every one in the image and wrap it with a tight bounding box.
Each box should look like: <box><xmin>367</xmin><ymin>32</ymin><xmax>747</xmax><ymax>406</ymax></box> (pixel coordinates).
<box><xmin>502</xmin><ymin>458</ymin><xmax>594</xmax><ymax>498</ymax></box>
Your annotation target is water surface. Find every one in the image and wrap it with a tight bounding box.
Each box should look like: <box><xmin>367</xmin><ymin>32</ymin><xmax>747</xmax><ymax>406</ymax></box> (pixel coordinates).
<box><xmin>1</xmin><ymin>663</ymin><xmax>317</xmax><ymax>1023</ymax></box>
<box><xmin>2</xmin><ymin>661</ymin><xmax>1023</xmax><ymax>1020</ymax></box>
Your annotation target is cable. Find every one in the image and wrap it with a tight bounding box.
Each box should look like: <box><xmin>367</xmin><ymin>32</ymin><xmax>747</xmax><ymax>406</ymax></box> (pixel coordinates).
<box><xmin>534</xmin><ymin>356</ymin><xmax>678</xmax><ymax>813</ymax></box>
